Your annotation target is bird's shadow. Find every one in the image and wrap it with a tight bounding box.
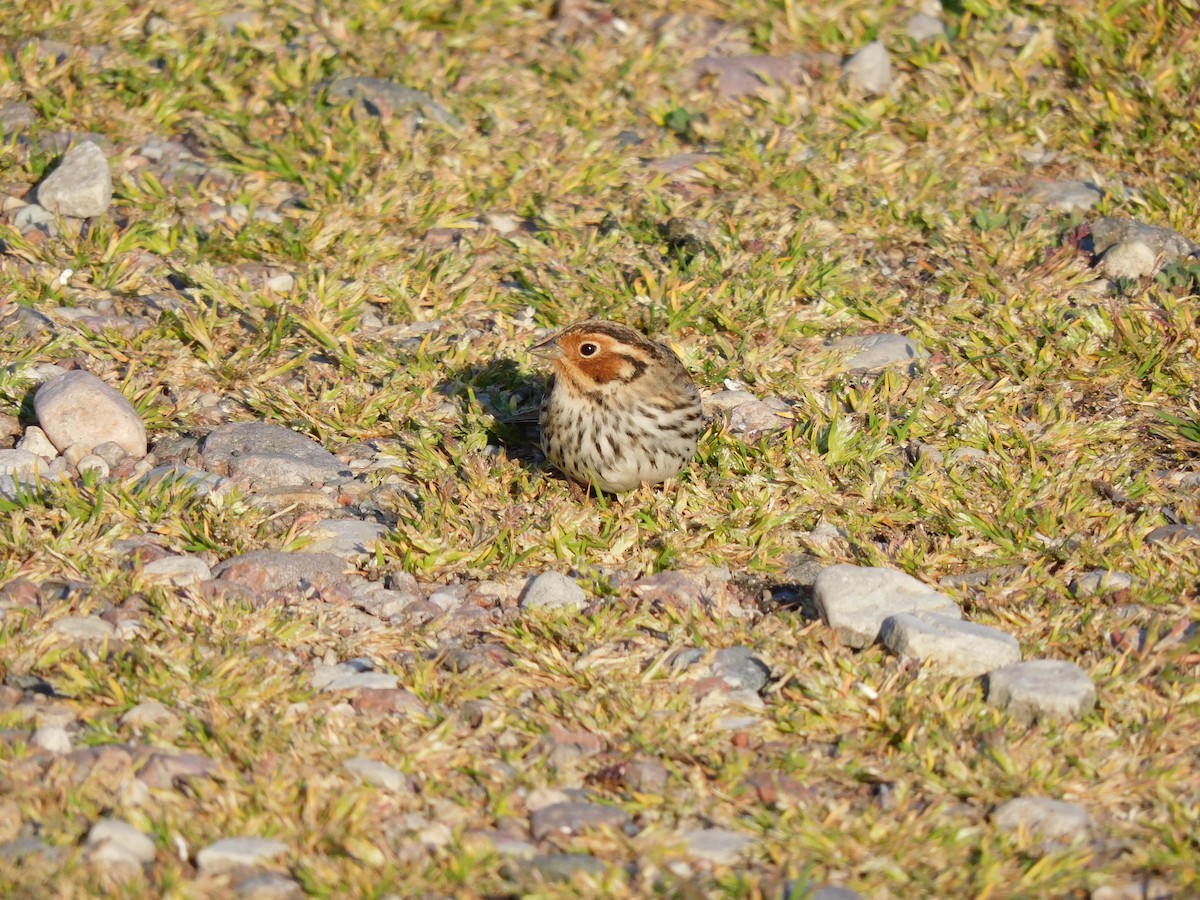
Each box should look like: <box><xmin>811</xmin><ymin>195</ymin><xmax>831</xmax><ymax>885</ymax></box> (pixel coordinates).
<box><xmin>436</xmin><ymin>356</ymin><xmax>551</xmax><ymax>476</ymax></box>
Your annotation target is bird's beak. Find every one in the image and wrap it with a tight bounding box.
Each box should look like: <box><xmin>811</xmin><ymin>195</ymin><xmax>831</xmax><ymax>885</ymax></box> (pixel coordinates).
<box><xmin>529</xmin><ymin>333</ymin><xmax>562</xmax><ymax>359</ymax></box>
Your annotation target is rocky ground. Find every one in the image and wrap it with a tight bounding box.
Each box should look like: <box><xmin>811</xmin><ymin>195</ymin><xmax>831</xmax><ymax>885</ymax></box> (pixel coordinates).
<box><xmin>0</xmin><ymin>0</ymin><xmax>1198</xmax><ymax>897</ymax></box>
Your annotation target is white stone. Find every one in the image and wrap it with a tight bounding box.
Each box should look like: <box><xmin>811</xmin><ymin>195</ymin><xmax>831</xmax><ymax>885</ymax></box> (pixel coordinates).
<box><xmin>52</xmin><ymin>615</ymin><xmax>117</xmax><ymax>642</ymax></box>
<box><xmin>993</xmin><ymin>797</ymin><xmax>1092</xmax><ymax>842</ymax></box>
<box><xmin>0</xmin><ymin>449</ymin><xmax>50</xmax><ymax>478</ymax></box>
<box><xmin>36</xmin><ymin>142</ymin><xmax>113</xmax><ymax>218</ymax></box>
<box><xmin>905</xmin><ymin>12</ymin><xmax>945</xmax><ymax>41</ymax></box>
<box><xmin>344</xmin><ymin>757</ymin><xmax>411</xmax><ymax>792</ymax></box>
<box><xmin>86</xmin><ymin>817</ymin><xmax>157</xmax><ymax>866</ymax></box>
<box><xmin>77</xmin><ymin>454</ymin><xmax>110</xmax><ymax>478</ymax></box>
<box><xmin>986</xmin><ymin>659</ymin><xmax>1096</xmax><ymax>723</ymax></box>
<box><xmin>519</xmin><ymin>571</ymin><xmax>587</xmax><ymax>611</ymax></box>
<box><xmin>141</xmin><ymin>556</ymin><xmax>212</xmax><ymax>588</ymax></box>
<box><xmin>842</xmin><ymin>41</ymin><xmax>893</xmax><ymax>95</ymax></box>
<box><xmin>120</xmin><ymin>700</ymin><xmax>179</xmax><ymax>730</ymax></box>
<box><xmin>1069</xmin><ymin>569</ymin><xmax>1134</xmax><ymax>597</ymax></box>
<box><xmin>1101</xmin><ymin>239</ymin><xmax>1158</xmax><ymax>279</ymax></box>
<box><xmin>304</xmin><ymin>519</ymin><xmax>389</xmax><ymax>558</ymax></box>
<box><xmin>815</xmin><ymin>564</ymin><xmax>961</xmax><ymax>648</ymax></box>
<box><xmin>31</xmin><ymin>724</ymin><xmax>72</xmax><ymax>754</ymax></box>
<box><xmin>826</xmin><ymin>333</ymin><xmax>926</xmax><ymax>372</ymax></box>
<box><xmin>196</xmin><ymin>837</ymin><xmax>288</xmax><ymax>874</ymax></box>
<box><xmin>62</xmin><ymin>443</ymin><xmax>90</xmax><ymax>466</ymax></box>
<box><xmin>12</xmin><ymin>203</ymin><xmax>56</xmax><ymax>231</ymax></box>
<box><xmin>879</xmin><ymin>611</ymin><xmax>1021</xmax><ymax>676</ymax></box>
<box><xmin>34</xmin><ymin>371</ymin><xmax>147</xmax><ymax>458</ymax></box>
<box><xmin>15</xmin><ymin>427</ymin><xmax>58</xmax><ymax>461</ymax></box>
<box><xmin>679</xmin><ymin>828</ymin><xmax>755</xmax><ymax>865</ymax></box>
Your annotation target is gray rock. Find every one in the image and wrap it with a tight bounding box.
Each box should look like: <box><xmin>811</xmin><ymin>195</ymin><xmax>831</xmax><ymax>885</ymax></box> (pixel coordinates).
<box><xmin>0</xmin><ymin>449</ymin><xmax>51</xmax><ymax>478</ymax></box>
<box><xmin>427</xmin><ymin>586</ymin><xmax>464</xmax><ymax>612</ymax></box>
<box><xmin>344</xmin><ymin>757</ymin><xmax>411</xmax><ymax>792</ymax></box>
<box><xmin>136</xmin><ymin>751</ymin><xmax>220</xmax><ymax>789</ymax></box>
<box><xmin>139</xmin><ymin>464</ymin><xmax>231</xmax><ymax>498</ymax></box>
<box><xmin>1091</xmin><ymin>878</ymin><xmax>1174</xmax><ymax>900</ymax></box>
<box><xmin>0</xmin><ymin>101</ymin><xmax>35</xmax><ymax>136</ymax></box>
<box><xmin>51</xmin><ymin>615</ymin><xmax>117</xmax><ymax>642</ymax></box>
<box><xmin>353</xmin><ymin>584</ymin><xmax>419</xmax><ymax>620</ymax></box>
<box><xmin>906</xmin><ymin>441</ymin><xmax>945</xmax><ymax>467</ymax></box>
<box><xmin>665</xmin><ymin>217</ymin><xmax>721</xmax><ymax>254</ymax></box>
<box><xmin>826</xmin><ymin>333</ymin><xmax>926</xmax><ymax>374</ymax></box>
<box><xmin>196</xmin><ymin>836</ymin><xmax>288</xmax><ymax>875</ymax></box>
<box><xmin>810</xmin><ymin>887</ymin><xmax>862</xmax><ymax>900</ymax></box>
<box><xmin>676</xmin><ymin>643</ymin><xmax>768</xmax><ymax>696</ymax></box>
<box><xmin>141</xmin><ymin>556</ymin><xmax>212</xmax><ymax>588</ymax></box>
<box><xmin>92</xmin><ymin>441</ymin><xmax>129</xmax><ymax>467</ymax></box>
<box><xmin>120</xmin><ymin>700</ymin><xmax>179</xmax><ymax>730</ymax></box>
<box><xmin>842</xmin><ymin>41</ymin><xmax>893</xmax><ymax>95</ymax></box>
<box><xmin>323</xmin><ymin>77</ymin><xmax>462</xmax><ymax>128</ymax></box>
<box><xmin>727</xmin><ymin>396</ymin><xmax>793</xmax><ymax>437</ymax></box>
<box><xmin>0</xmin><ymin>837</ymin><xmax>65</xmax><ymax>864</ymax></box>
<box><xmin>1091</xmin><ymin>216</ymin><xmax>1197</xmax><ymax>261</ymax></box>
<box><xmin>520</xmin><ymin>853</ymin><xmax>607</xmax><ymax>883</ymax></box>
<box><xmin>1025</xmin><ymin>180</ymin><xmax>1104</xmax><ymax>214</ymax></box>
<box><xmin>303</xmin><ymin>519</ymin><xmax>389</xmax><ymax>559</ymax></box>
<box><xmin>519</xmin><ymin>571</ymin><xmax>587</xmax><ymax>611</ymax></box>
<box><xmin>213</xmin><ymin>550</ymin><xmax>350</xmax><ymax>593</ymax></box>
<box><xmin>312</xmin><ymin>658</ymin><xmax>397</xmax><ymax>693</ymax></box>
<box><xmin>691</xmin><ymin>53</ymin><xmax>839</xmax><ymax>100</ymax></box>
<box><xmin>879</xmin><ymin>611</ymin><xmax>1021</xmax><ymax>676</ymax></box>
<box><xmin>703</xmin><ymin>390</ymin><xmax>759</xmax><ymax>414</ymax></box>
<box><xmin>31</xmin><ymin>724</ymin><xmax>72</xmax><ymax>754</ymax></box>
<box><xmin>201</xmin><ymin>422</ymin><xmax>349</xmax><ymax>489</ymax></box>
<box><xmin>1101</xmin><ymin>239</ymin><xmax>1158</xmax><ymax>279</ymax></box>
<box><xmin>986</xmin><ymin>660</ymin><xmax>1096</xmax><ymax>723</ymax></box>
<box><xmin>905</xmin><ymin>12</ymin><xmax>945</xmax><ymax>42</ymax></box>
<box><xmin>1145</xmin><ymin>524</ymin><xmax>1200</xmax><ymax>545</ymax></box>
<box><xmin>12</xmin><ymin>203</ymin><xmax>56</xmax><ymax>232</ymax></box>
<box><xmin>1069</xmin><ymin>569</ymin><xmax>1134</xmax><ymax>598</ymax></box>
<box><xmin>36</xmin><ymin>142</ymin><xmax>113</xmax><ymax>218</ymax></box>
<box><xmin>34</xmin><ymin>371</ymin><xmax>147</xmax><ymax>458</ymax></box>
<box><xmin>679</xmin><ymin>827</ymin><xmax>755</xmax><ymax>864</ymax></box>
<box><xmin>529</xmin><ymin>801</ymin><xmax>632</xmax><ymax>840</ymax></box>
<box><xmin>815</xmin><ymin>564</ymin><xmax>961</xmax><ymax>648</ymax></box>
<box><xmin>992</xmin><ymin>796</ymin><xmax>1092</xmax><ymax>842</ymax></box>
<box><xmin>234</xmin><ymin>872</ymin><xmax>305</xmax><ymax>899</ymax></box>
<box><xmin>85</xmin><ymin>817</ymin><xmax>156</xmax><ymax>867</ymax></box>
<box><xmin>16</xmin><ymin>426</ymin><xmax>58</xmax><ymax>461</ymax></box>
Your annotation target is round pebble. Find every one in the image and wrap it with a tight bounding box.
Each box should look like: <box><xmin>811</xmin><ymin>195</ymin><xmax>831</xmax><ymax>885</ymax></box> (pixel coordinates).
<box><xmin>34</xmin><ymin>371</ymin><xmax>147</xmax><ymax>458</ymax></box>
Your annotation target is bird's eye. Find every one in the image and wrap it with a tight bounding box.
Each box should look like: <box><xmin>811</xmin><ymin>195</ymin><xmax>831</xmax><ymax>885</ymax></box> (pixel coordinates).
<box><xmin>579</xmin><ymin>342</ymin><xmax>599</xmax><ymax>357</ymax></box>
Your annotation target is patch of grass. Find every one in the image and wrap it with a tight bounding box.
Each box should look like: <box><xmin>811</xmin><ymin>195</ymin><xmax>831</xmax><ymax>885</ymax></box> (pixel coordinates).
<box><xmin>0</xmin><ymin>0</ymin><xmax>1198</xmax><ymax>896</ymax></box>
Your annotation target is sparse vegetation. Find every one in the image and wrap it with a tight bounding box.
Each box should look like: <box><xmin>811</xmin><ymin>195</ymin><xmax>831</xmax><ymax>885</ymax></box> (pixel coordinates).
<box><xmin>0</xmin><ymin>0</ymin><xmax>1198</xmax><ymax>896</ymax></box>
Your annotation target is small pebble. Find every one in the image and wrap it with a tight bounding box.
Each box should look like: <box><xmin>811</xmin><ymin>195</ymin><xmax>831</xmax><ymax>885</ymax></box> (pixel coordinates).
<box><xmin>841</xmin><ymin>41</ymin><xmax>893</xmax><ymax>95</ymax></box>
<box><xmin>1101</xmin><ymin>239</ymin><xmax>1158</xmax><ymax>279</ymax></box>
<box><xmin>36</xmin><ymin>142</ymin><xmax>113</xmax><ymax>218</ymax></box>
<box><xmin>85</xmin><ymin>817</ymin><xmax>156</xmax><ymax>867</ymax></box>
<box><xmin>1069</xmin><ymin>569</ymin><xmax>1134</xmax><ymax>598</ymax></box>
<box><xmin>141</xmin><ymin>556</ymin><xmax>213</xmax><ymax>588</ymax></box>
<box><xmin>15</xmin><ymin>427</ymin><xmax>57</xmax><ymax>461</ymax></box>
<box><xmin>679</xmin><ymin>827</ymin><xmax>755</xmax><ymax>865</ymax></box>
<box><xmin>196</xmin><ymin>836</ymin><xmax>288</xmax><ymax>875</ymax></box>
<box><xmin>826</xmin><ymin>334</ymin><xmax>926</xmax><ymax>374</ymax></box>
<box><xmin>31</xmin><ymin>724</ymin><xmax>72</xmax><ymax>754</ymax></box>
<box><xmin>519</xmin><ymin>571</ymin><xmax>587</xmax><ymax>611</ymax></box>
<box><xmin>815</xmin><ymin>564</ymin><xmax>961</xmax><ymax>648</ymax></box>
<box><xmin>879</xmin><ymin>611</ymin><xmax>1021</xmax><ymax>677</ymax></box>
<box><xmin>986</xmin><ymin>660</ymin><xmax>1096</xmax><ymax>723</ymax></box>
<box><xmin>992</xmin><ymin>796</ymin><xmax>1092</xmax><ymax>843</ymax></box>
<box><xmin>34</xmin><ymin>371</ymin><xmax>147</xmax><ymax>458</ymax></box>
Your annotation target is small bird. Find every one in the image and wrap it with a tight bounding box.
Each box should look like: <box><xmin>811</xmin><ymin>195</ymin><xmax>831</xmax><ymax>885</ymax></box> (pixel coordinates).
<box><xmin>532</xmin><ymin>320</ymin><xmax>704</xmax><ymax>493</ymax></box>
